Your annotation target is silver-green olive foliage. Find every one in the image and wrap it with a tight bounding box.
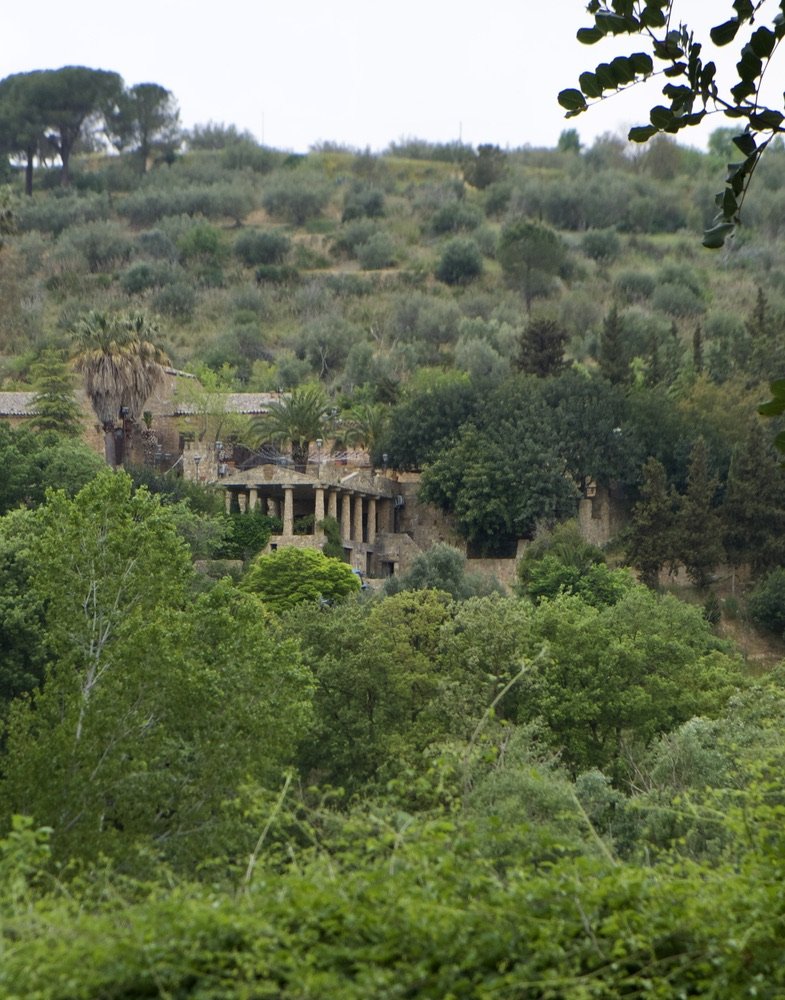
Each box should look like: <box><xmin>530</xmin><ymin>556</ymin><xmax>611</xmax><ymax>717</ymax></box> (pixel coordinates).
<box><xmin>560</xmin><ymin>0</ymin><xmax>785</xmax><ymax>248</ymax></box>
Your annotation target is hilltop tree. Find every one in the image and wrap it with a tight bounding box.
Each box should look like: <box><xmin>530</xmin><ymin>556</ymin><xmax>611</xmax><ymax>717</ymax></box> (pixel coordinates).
<box><xmin>72</xmin><ymin>311</ymin><xmax>169</xmax><ymax>466</ymax></box>
<box><xmin>34</xmin><ymin>66</ymin><xmax>123</xmax><ymax>186</ymax></box>
<box><xmin>0</xmin><ymin>72</ymin><xmax>48</xmax><ymax>195</ymax></box>
<box><xmin>243</xmin><ymin>546</ymin><xmax>360</xmax><ymax>612</ymax></box>
<box><xmin>498</xmin><ymin>219</ymin><xmax>565</xmax><ymax>312</ymax></box>
<box><xmin>104</xmin><ymin>82</ymin><xmax>180</xmax><ymax>172</ymax></box>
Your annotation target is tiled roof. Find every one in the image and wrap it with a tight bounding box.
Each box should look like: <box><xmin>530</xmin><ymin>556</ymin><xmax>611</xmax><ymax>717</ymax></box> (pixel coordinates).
<box><xmin>0</xmin><ymin>392</ymin><xmax>38</xmax><ymax>416</ymax></box>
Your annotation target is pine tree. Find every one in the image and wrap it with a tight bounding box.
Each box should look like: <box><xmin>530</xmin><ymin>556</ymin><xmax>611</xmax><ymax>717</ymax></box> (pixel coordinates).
<box><xmin>675</xmin><ymin>437</ymin><xmax>724</xmax><ymax>588</ymax></box>
<box><xmin>29</xmin><ymin>350</ymin><xmax>83</xmax><ymax>436</ymax></box>
<box><xmin>627</xmin><ymin>457</ymin><xmax>677</xmax><ymax>587</ymax></box>
<box><xmin>723</xmin><ymin>421</ymin><xmax>785</xmax><ymax>575</ymax></box>
<box><xmin>516</xmin><ymin>316</ymin><xmax>568</xmax><ymax>377</ymax></box>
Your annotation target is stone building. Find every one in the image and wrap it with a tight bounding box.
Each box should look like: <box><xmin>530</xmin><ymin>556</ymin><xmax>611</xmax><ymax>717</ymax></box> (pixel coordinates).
<box><xmin>221</xmin><ymin>463</ymin><xmax>421</xmax><ymax>577</ymax></box>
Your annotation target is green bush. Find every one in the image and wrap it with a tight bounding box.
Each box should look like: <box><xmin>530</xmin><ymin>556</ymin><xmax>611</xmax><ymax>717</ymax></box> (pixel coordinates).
<box><xmin>748</xmin><ymin>568</ymin><xmax>785</xmax><ymax>635</ymax></box>
<box><xmin>430</xmin><ymin>200</ymin><xmax>483</xmax><ymax>235</ymax></box>
<box><xmin>357</xmin><ymin>232</ymin><xmax>397</xmax><ymax>270</ymax></box>
<box><xmin>233</xmin><ymin>229</ymin><xmax>290</xmax><ymax>266</ymax></box>
<box><xmin>153</xmin><ymin>281</ymin><xmax>197</xmax><ymax>321</ymax></box>
<box><xmin>614</xmin><ymin>269</ymin><xmax>656</xmax><ymax>302</ymax></box>
<box><xmin>55</xmin><ymin>220</ymin><xmax>133</xmax><ymax>274</ymax></box>
<box><xmin>222</xmin><ymin>140</ymin><xmax>279</xmax><ymax>173</ymax></box>
<box><xmin>262</xmin><ymin>172</ymin><xmax>331</xmax><ymax>225</ymax></box>
<box><xmin>342</xmin><ymin>184</ymin><xmax>385</xmax><ymax>221</ymax></box>
<box><xmin>136</xmin><ymin>228</ymin><xmax>179</xmax><ymax>261</ymax></box>
<box><xmin>16</xmin><ymin>192</ymin><xmax>109</xmax><ymax>235</ymax></box>
<box><xmin>581</xmin><ymin>228</ymin><xmax>621</xmax><ymax>264</ymax></box>
<box><xmin>436</xmin><ymin>238</ymin><xmax>483</xmax><ymax>285</ymax></box>
<box><xmin>120</xmin><ymin>261</ymin><xmax>176</xmax><ymax>295</ymax></box>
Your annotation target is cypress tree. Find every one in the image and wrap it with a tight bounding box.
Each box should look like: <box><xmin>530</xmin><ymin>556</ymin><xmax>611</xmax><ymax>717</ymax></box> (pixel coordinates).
<box><xmin>676</xmin><ymin>437</ymin><xmax>724</xmax><ymax>588</ymax></box>
<box><xmin>597</xmin><ymin>304</ymin><xmax>630</xmax><ymax>385</ymax></box>
<box><xmin>627</xmin><ymin>457</ymin><xmax>677</xmax><ymax>587</ymax></box>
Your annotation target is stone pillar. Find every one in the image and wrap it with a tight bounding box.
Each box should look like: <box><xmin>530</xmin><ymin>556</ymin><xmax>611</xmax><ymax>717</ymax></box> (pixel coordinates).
<box><xmin>283</xmin><ymin>487</ymin><xmax>294</xmax><ymax>535</ymax></box>
<box><xmin>314</xmin><ymin>487</ymin><xmax>325</xmax><ymax>536</ymax></box>
<box><xmin>327</xmin><ymin>489</ymin><xmax>338</xmax><ymax>520</ymax></box>
<box><xmin>353</xmin><ymin>494</ymin><xmax>364</xmax><ymax>544</ymax></box>
<box><xmin>341</xmin><ymin>492</ymin><xmax>352</xmax><ymax>541</ymax></box>
<box><xmin>224</xmin><ymin>490</ymin><xmax>233</xmax><ymax>514</ymax></box>
<box><xmin>238</xmin><ymin>492</ymin><xmax>248</xmax><ymax>514</ymax></box>
<box><xmin>367</xmin><ymin>497</ymin><xmax>377</xmax><ymax>544</ymax></box>
<box><xmin>248</xmin><ymin>487</ymin><xmax>259</xmax><ymax>511</ymax></box>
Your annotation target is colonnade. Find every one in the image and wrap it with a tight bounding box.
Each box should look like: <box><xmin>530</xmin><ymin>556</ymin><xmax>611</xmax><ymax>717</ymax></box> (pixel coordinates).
<box><xmin>225</xmin><ymin>484</ymin><xmax>394</xmax><ymax>545</ymax></box>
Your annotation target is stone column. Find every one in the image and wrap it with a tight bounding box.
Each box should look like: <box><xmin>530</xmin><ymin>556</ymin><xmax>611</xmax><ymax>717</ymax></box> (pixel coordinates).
<box><xmin>327</xmin><ymin>489</ymin><xmax>338</xmax><ymax>520</ymax></box>
<box><xmin>314</xmin><ymin>487</ymin><xmax>325</xmax><ymax>536</ymax></box>
<box><xmin>224</xmin><ymin>490</ymin><xmax>233</xmax><ymax>514</ymax></box>
<box><xmin>367</xmin><ymin>497</ymin><xmax>377</xmax><ymax>545</ymax></box>
<box><xmin>248</xmin><ymin>487</ymin><xmax>259</xmax><ymax>511</ymax></box>
<box><xmin>353</xmin><ymin>494</ymin><xmax>364</xmax><ymax>544</ymax></box>
<box><xmin>341</xmin><ymin>492</ymin><xmax>352</xmax><ymax>541</ymax></box>
<box><xmin>238</xmin><ymin>492</ymin><xmax>248</xmax><ymax>513</ymax></box>
<box><xmin>283</xmin><ymin>487</ymin><xmax>294</xmax><ymax>535</ymax></box>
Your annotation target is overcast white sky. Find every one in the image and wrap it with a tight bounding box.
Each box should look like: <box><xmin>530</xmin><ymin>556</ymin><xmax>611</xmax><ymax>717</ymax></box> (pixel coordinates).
<box><xmin>4</xmin><ymin>1</ymin><xmax>732</xmax><ymax>152</ymax></box>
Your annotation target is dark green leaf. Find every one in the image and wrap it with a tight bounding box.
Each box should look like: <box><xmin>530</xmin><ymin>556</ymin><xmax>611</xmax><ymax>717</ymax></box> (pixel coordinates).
<box><xmin>629</xmin><ymin>52</ymin><xmax>654</xmax><ymax>75</ymax></box>
<box><xmin>664</xmin><ymin>62</ymin><xmax>687</xmax><ymax>77</ymax></box>
<box><xmin>710</xmin><ymin>19</ymin><xmax>740</xmax><ymax>46</ymax></box>
<box><xmin>577</xmin><ymin>26</ymin><xmax>604</xmax><ymax>44</ymax></box>
<box><xmin>579</xmin><ymin>72</ymin><xmax>604</xmax><ymax>98</ymax></box>
<box><xmin>750</xmin><ymin>26</ymin><xmax>776</xmax><ymax>58</ymax></box>
<box><xmin>628</xmin><ymin>124</ymin><xmax>658</xmax><ymax>142</ymax></box>
<box><xmin>595</xmin><ymin>62</ymin><xmax>617</xmax><ymax>89</ymax></box>
<box><xmin>732</xmin><ymin>0</ymin><xmax>754</xmax><ymax>20</ymax></box>
<box><xmin>731</xmin><ymin>79</ymin><xmax>756</xmax><ymax>102</ymax></box>
<box><xmin>610</xmin><ymin>56</ymin><xmax>635</xmax><ymax>84</ymax></box>
<box><xmin>749</xmin><ymin>110</ymin><xmax>785</xmax><ymax>130</ymax></box>
<box><xmin>558</xmin><ymin>89</ymin><xmax>588</xmax><ymax>112</ymax></box>
<box><xmin>650</xmin><ymin>106</ymin><xmax>675</xmax><ymax>129</ymax></box>
<box><xmin>641</xmin><ymin>5</ymin><xmax>666</xmax><ymax>28</ymax></box>
<box><xmin>702</xmin><ymin>221</ymin><xmax>735</xmax><ymax>249</ymax></box>
<box><xmin>732</xmin><ymin>132</ymin><xmax>757</xmax><ymax>156</ymax></box>
<box><xmin>736</xmin><ymin>48</ymin><xmax>763</xmax><ymax>82</ymax></box>
<box><xmin>596</xmin><ymin>11</ymin><xmax>632</xmax><ymax>34</ymax></box>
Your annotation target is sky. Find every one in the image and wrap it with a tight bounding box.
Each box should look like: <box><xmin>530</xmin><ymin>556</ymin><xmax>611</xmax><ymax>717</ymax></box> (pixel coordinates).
<box><xmin>4</xmin><ymin>1</ymin><xmax>731</xmax><ymax>153</ymax></box>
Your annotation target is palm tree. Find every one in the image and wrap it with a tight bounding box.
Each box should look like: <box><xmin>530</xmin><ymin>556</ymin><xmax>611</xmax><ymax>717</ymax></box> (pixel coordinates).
<box><xmin>72</xmin><ymin>311</ymin><xmax>169</xmax><ymax>466</ymax></box>
<box><xmin>342</xmin><ymin>402</ymin><xmax>389</xmax><ymax>466</ymax></box>
<box><xmin>252</xmin><ymin>385</ymin><xmax>329</xmax><ymax>473</ymax></box>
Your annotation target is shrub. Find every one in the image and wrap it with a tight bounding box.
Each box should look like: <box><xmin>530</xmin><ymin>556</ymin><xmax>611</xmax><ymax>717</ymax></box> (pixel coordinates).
<box><xmin>16</xmin><ymin>192</ymin><xmax>109</xmax><ymax>235</ymax></box>
<box><xmin>255</xmin><ymin>264</ymin><xmax>300</xmax><ymax>285</ymax></box>
<box><xmin>581</xmin><ymin>228</ymin><xmax>621</xmax><ymax>264</ymax></box>
<box><xmin>153</xmin><ymin>281</ymin><xmax>197</xmax><ymax>321</ymax></box>
<box><xmin>234</xmin><ymin>229</ymin><xmax>290</xmax><ymax>266</ymax></box>
<box><xmin>357</xmin><ymin>232</ymin><xmax>397</xmax><ymax>270</ymax></box>
<box><xmin>342</xmin><ymin>185</ymin><xmax>385</xmax><ymax>221</ymax></box>
<box><xmin>120</xmin><ymin>261</ymin><xmax>176</xmax><ymax>295</ymax></box>
<box><xmin>436</xmin><ymin>238</ymin><xmax>483</xmax><ymax>285</ymax></box>
<box><xmin>614</xmin><ymin>270</ymin><xmax>656</xmax><ymax>303</ymax></box>
<box><xmin>748</xmin><ymin>568</ymin><xmax>785</xmax><ymax>635</ymax></box>
<box><xmin>178</xmin><ymin>222</ymin><xmax>226</xmax><ymax>264</ymax></box>
<box><xmin>651</xmin><ymin>281</ymin><xmax>705</xmax><ymax>318</ymax></box>
<box><xmin>332</xmin><ymin>219</ymin><xmax>379</xmax><ymax>257</ymax></box>
<box><xmin>262</xmin><ymin>172</ymin><xmax>331</xmax><ymax>225</ymax></box>
<box><xmin>429</xmin><ymin>200</ymin><xmax>483</xmax><ymax>235</ymax></box>
<box><xmin>136</xmin><ymin>229</ymin><xmax>179</xmax><ymax>261</ymax></box>
<box><xmin>56</xmin><ymin>220</ymin><xmax>133</xmax><ymax>274</ymax></box>
<box><xmin>222</xmin><ymin>141</ymin><xmax>279</xmax><ymax>174</ymax></box>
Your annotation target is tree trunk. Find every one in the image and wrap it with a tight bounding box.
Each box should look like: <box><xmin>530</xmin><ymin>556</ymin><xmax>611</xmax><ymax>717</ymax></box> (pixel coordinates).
<box><xmin>25</xmin><ymin>145</ymin><xmax>35</xmax><ymax>196</ymax></box>
<box><xmin>103</xmin><ymin>425</ymin><xmax>118</xmax><ymax>467</ymax></box>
